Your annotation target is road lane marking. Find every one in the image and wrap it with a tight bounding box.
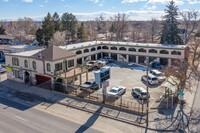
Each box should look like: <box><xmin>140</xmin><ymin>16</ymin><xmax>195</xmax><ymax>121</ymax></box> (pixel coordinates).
<box><xmin>15</xmin><ymin>116</ymin><xmax>28</xmax><ymax>122</ymax></box>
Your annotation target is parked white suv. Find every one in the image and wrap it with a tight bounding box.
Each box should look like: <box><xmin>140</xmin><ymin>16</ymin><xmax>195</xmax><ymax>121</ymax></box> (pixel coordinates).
<box><xmin>150</xmin><ymin>69</ymin><xmax>166</xmax><ymax>83</ymax></box>
<box><xmin>141</xmin><ymin>74</ymin><xmax>159</xmax><ymax>85</ymax></box>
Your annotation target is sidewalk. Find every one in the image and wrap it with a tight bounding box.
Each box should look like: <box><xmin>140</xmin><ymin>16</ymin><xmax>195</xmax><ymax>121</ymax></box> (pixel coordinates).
<box><xmin>0</xmin><ymin>79</ymin><xmax>144</xmax><ymax>125</ymax></box>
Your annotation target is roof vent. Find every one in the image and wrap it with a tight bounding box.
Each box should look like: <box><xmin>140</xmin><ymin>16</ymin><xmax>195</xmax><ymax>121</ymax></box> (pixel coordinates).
<box><xmin>39</xmin><ymin>54</ymin><xmax>43</xmax><ymax>59</ymax></box>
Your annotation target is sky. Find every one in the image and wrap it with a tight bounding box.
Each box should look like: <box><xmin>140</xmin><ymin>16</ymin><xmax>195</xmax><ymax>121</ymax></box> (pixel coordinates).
<box><xmin>0</xmin><ymin>0</ymin><xmax>200</xmax><ymax>21</ymax></box>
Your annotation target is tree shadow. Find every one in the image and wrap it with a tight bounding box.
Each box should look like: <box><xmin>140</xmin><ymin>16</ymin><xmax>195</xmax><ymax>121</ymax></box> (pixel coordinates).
<box><xmin>75</xmin><ymin>106</ymin><xmax>103</xmax><ymax>133</ymax></box>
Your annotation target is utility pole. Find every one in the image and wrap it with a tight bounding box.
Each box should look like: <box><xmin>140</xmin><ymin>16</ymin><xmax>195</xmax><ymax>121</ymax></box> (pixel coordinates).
<box><xmin>146</xmin><ymin>57</ymin><xmax>149</xmax><ymax>127</ymax></box>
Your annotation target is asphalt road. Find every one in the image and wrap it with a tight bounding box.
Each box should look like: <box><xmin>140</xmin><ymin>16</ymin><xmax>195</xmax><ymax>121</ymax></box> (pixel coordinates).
<box><xmin>0</xmin><ymin>96</ymin><xmax>102</xmax><ymax>133</ymax></box>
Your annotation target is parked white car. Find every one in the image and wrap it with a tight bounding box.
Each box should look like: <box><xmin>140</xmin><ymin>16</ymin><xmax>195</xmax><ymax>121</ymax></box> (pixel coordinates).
<box><xmin>107</xmin><ymin>86</ymin><xmax>126</xmax><ymax>98</ymax></box>
<box><xmin>141</xmin><ymin>74</ymin><xmax>159</xmax><ymax>85</ymax></box>
<box><xmin>150</xmin><ymin>69</ymin><xmax>166</xmax><ymax>83</ymax></box>
<box><xmin>97</xmin><ymin>60</ymin><xmax>106</xmax><ymax>66</ymax></box>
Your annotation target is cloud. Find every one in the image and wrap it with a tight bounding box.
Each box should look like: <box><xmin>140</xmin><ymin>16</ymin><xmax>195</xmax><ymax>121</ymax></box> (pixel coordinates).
<box><xmin>88</xmin><ymin>0</ymin><xmax>99</xmax><ymax>3</ymax></box>
<box><xmin>2</xmin><ymin>0</ymin><xmax>8</xmax><ymax>2</ymax></box>
<box><xmin>147</xmin><ymin>5</ymin><xmax>156</xmax><ymax>10</ymax></box>
<box><xmin>148</xmin><ymin>0</ymin><xmax>184</xmax><ymax>5</ymax></box>
<box><xmin>61</xmin><ymin>0</ymin><xmax>65</xmax><ymax>1</ymax></box>
<box><xmin>2</xmin><ymin>9</ymin><xmax>200</xmax><ymax>21</ymax></box>
<box><xmin>44</xmin><ymin>0</ymin><xmax>48</xmax><ymax>3</ymax></box>
<box><xmin>39</xmin><ymin>5</ymin><xmax>44</xmax><ymax>7</ymax></box>
<box><xmin>98</xmin><ymin>3</ymin><xmax>103</xmax><ymax>6</ymax></box>
<box><xmin>122</xmin><ymin>0</ymin><xmax>147</xmax><ymax>3</ymax></box>
<box><xmin>187</xmin><ymin>0</ymin><xmax>200</xmax><ymax>4</ymax></box>
<box><xmin>22</xmin><ymin>0</ymin><xmax>33</xmax><ymax>2</ymax></box>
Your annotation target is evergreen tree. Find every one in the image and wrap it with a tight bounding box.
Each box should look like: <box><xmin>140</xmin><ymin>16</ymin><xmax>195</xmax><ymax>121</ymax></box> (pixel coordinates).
<box><xmin>61</xmin><ymin>13</ymin><xmax>78</xmax><ymax>42</ymax></box>
<box><xmin>0</xmin><ymin>25</ymin><xmax>6</xmax><ymax>35</ymax></box>
<box><xmin>77</xmin><ymin>22</ymin><xmax>88</xmax><ymax>42</ymax></box>
<box><xmin>160</xmin><ymin>0</ymin><xmax>183</xmax><ymax>45</ymax></box>
<box><xmin>35</xmin><ymin>28</ymin><xmax>44</xmax><ymax>45</ymax></box>
<box><xmin>52</xmin><ymin>12</ymin><xmax>61</xmax><ymax>31</ymax></box>
<box><xmin>36</xmin><ymin>13</ymin><xmax>55</xmax><ymax>46</ymax></box>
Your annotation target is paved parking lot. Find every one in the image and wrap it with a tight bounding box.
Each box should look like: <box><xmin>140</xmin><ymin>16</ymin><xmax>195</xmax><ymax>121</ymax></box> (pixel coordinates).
<box><xmin>75</xmin><ymin>62</ymin><xmax>164</xmax><ymax>109</ymax></box>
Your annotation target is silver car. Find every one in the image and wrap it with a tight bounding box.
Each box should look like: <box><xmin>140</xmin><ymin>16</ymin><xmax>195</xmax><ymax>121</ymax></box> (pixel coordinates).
<box><xmin>107</xmin><ymin>86</ymin><xmax>126</xmax><ymax>98</ymax></box>
<box><xmin>142</xmin><ymin>74</ymin><xmax>159</xmax><ymax>85</ymax></box>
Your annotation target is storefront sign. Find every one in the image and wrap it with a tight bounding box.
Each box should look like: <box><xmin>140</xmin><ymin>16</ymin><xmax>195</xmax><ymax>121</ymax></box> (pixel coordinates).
<box><xmin>6</xmin><ymin>67</ymin><xmax>12</xmax><ymax>72</ymax></box>
<box><xmin>103</xmin><ymin>81</ymin><xmax>109</xmax><ymax>89</ymax></box>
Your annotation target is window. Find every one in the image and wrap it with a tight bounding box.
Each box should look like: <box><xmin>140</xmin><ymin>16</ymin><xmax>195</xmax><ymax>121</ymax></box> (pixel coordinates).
<box><xmin>47</xmin><ymin>63</ymin><xmax>51</xmax><ymax>72</ymax></box>
<box><xmin>110</xmin><ymin>47</ymin><xmax>117</xmax><ymax>50</ymax></box>
<box><xmin>63</xmin><ymin>60</ymin><xmax>67</xmax><ymax>71</ymax></box>
<box><xmin>119</xmin><ymin>47</ymin><xmax>126</xmax><ymax>51</ymax></box>
<box><xmin>24</xmin><ymin>60</ymin><xmax>28</xmax><ymax>68</ymax></box>
<box><xmin>55</xmin><ymin>63</ymin><xmax>62</xmax><ymax>71</ymax></box>
<box><xmin>138</xmin><ymin>48</ymin><xmax>146</xmax><ymax>53</ymax></box>
<box><xmin>149</xmin><ymin>49</ymin><xmax>157</xmax><ymax>53</ymax></box>
<box><xmin>171</xmin><ymin>51</ymin><xmax>181</xmax><ymax>55</ymax></box>
<box><xmin>102</xmin><ymin>46</ymin><xmax>108</xmax><ymax>49</ymax></box>
<box><xmin>84</xmin><ymin>49</ymin><xmax>89</xmax><ymax>53</ymax></box>
<box><xmin>13</xmin><ymin>70</ymin><xmax>20</xmax><ymax>79</ymax></box>
<box><xmin>129</xmin><ymin>48</ymin><xmax>136</xmax><ymax>52</ymax></box>
<box><xmin>32</xmin><ymin>61</ymin><xmax>36</xmax><ymax>70</ymax></box>
<box><xmin>12</xmin><ymin>57</ymin><xmax>19</xmax><ymax>66</ymax></box>
<box><xmin>97</xmin><ymin>46</ymin><xmax>101</xmax><ymax>50</ymax></box>
<box><xmin>160</xmin><ymin>50</ymin><xmax>169</xmax><ymax>54</ymax></box>
<box><xmin>76</xmin><ymin>50</ymin><xmax>82</xmax><ymax>55</ymax></box>
<box><xmin>91</xmin><ymin>47</ymin><xmax>96</xmax><ymax>51</ymax></box>
<box><xmin>68</xmin><ymin>60</ymin><xmax>74</xmax><ymax>68</ymax></box>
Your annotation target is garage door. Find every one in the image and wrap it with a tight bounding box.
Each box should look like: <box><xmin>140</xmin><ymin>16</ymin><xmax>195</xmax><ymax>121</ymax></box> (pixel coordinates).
<box><xmin>35</xmin><ymin>74</ymin><xmax>51</xmax><ymax>85</ymax></box>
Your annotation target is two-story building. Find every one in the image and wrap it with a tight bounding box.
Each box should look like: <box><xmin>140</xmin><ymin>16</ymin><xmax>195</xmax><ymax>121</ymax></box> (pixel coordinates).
<box><xmin>5</xmin><ymin>41</ymin><xmax>188</xmax><ymax>85</ymax></box>
<box><xmin>61</xmin><ymin>41</ymin><xmax>188</xmax><ymax>67</ymax></box>
<box><xmin>5</xmin><ymin>45</ymin><xmax>77</xmax><ymax>85</ymax></box>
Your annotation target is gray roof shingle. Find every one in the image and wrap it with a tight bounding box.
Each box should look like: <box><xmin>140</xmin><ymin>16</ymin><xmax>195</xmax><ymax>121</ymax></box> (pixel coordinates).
<box><xmin>31</xmin><ymin>45</ymin><xmax>76</xmax><ymax>61</ymax></box>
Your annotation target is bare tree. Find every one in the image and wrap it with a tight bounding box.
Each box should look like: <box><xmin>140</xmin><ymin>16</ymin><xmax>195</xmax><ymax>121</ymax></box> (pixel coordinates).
<box><xmin>150</xmin><ymin>18</ymin><xmax>159</xmax><ymax>43</ymax></box>
<box><xmin>110</xmin><ymin>13</ymin><xmax>129</xmax><ymax>41</ymax></box>
<box><xmin>95</xmin><ymin>15</ymin><xmax>106</xmax><ymax>34</ymax></box>
<box><xmin>17</xmin><ymin>17</ymin><xmax>36</xmax><ymax>35</ymax></box>
<box><xmin>49</xmin><ymin>31</ymin><xmax>66</xmax><ymax>46</ymax></box>
<box><xmin>180</xmin><ymin>11</ymin><xmax>199</xmax><ymax>44</ymax></box>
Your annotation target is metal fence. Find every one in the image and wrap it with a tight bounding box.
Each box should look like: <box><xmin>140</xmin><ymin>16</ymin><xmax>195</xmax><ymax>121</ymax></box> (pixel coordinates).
<box><xmin>37</xmin><ymin>80</ymin><xmax>147</xmax><ymax>114</ymax></box>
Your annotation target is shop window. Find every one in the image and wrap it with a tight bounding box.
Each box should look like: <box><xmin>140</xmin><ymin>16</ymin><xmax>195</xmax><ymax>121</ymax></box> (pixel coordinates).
<box><xmin>32</xmin><ymin>61</ymin><xmax>36</xmax><ymax>70</ymax></box>
<box><xmin>55</xmin><ymin>63</ymin><xmax>62</xmax><ymax>71</ymax></box>
<box><xmin>24</xmin><ymin>60</ymin><xmax>28</xmax><ymax>68</ymax></box>
<box><xmin>12</xmin><ymin>57</ymin><xmax>19</xmax><ymax>66</ymax></box>
<box><xmin>13</xmin><ymin>70</ymin><xmax>20</xmax><ymax>79</ymax></box>
<box><xmin>68</xmin><ymin>60</ymin><xmax>74</xmax><ymax>68</ymax></box>
<box><xmin>47</xmin><ymin>63</ymin><xmax>51</xmax><ymax>72</ymax></box>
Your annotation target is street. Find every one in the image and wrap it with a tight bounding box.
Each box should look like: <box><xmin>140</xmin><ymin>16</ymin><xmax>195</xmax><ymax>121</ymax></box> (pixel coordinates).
<box><xmin>0</xmin><ymin>96</ymin><xmax>102</xmax><ymax>133</ymax></box>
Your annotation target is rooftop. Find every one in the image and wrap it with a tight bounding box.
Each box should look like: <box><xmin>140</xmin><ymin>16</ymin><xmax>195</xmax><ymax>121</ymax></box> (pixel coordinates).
<box><xmin>31</xmin><ymin>45</ymin><xmax>76</xmax><ymax>61</ymax></box>
<box><xmin>8</xmin><ymin>49</ymin><xmax>44</xmax><ymax>57</ymax></box>
<box><xmin>60</xmin><ymin>41</ymin><xmax>188</xmax><ymax>51</ymax></box>
<box><xmin>0</xmin><ymin>35</ymin><xmax>15</xmax><ymax>40</ymax></box>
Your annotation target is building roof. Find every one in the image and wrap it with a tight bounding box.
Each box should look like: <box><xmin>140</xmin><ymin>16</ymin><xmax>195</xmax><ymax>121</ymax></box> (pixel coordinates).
<box><xmin>0</xmin><ymin>35</ymin><xmax>15</xmax><ymax>39</ymax></box>
<box><xmin>31</xmin><ymin>45</ymin><xmax>76</xmax><ymax>61</ymax></box>
<box><xmin>59</xmin><ymin>41</ymin><xmax>188</xmax><ymax>51</ymax></box>
<box><xmin>8</xmin><ymin>49</ymin><xmax>44</xmax><ymax>57</ymax></box>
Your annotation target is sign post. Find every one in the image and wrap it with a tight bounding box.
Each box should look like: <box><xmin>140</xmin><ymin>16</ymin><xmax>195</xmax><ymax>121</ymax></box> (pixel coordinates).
<box><xmin>102</xmin><ymin>81</ymin><xmax>109</xmax><ymax>103</ymax></box>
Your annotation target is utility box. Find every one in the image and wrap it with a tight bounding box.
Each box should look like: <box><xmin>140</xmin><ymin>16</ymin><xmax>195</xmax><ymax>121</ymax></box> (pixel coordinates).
<box><xmin>94</xmin><ymin>67</ymin><xmax>110</xmax><ymax>84</ymax></box>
